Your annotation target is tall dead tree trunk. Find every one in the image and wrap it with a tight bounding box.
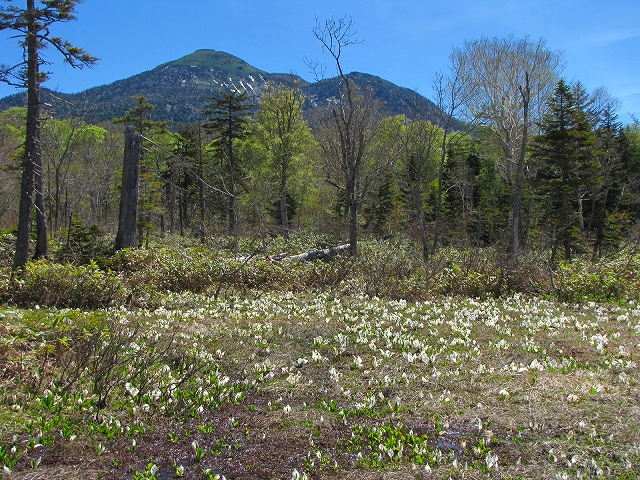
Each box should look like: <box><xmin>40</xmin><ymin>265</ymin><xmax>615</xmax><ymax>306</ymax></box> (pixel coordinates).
<box><xmin>433</xmin><ymin>132</ymin><xmax>448</xmax><ymax>253</ymax></box>
<box><xmin>311</xmin><ymin>17</ymin><xmax>380</xmax><ymax>258</ymax></box>
<box><xmin>115</xmin><ymin>127</ymin><xmax>141</xmax><ymax>250</ymax></box>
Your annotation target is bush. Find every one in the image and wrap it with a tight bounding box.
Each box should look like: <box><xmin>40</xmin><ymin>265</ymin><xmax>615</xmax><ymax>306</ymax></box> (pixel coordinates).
<box><xmin>54</xmin><ymin>220</ymin><xmax>112</xmax><ymax>265</ymax></box>
<box><xmin>8</xmin><ymin>260</ymin><xmax>125</xmax><ymax>309</ymax></box>
<box><xmin>105</xmin><ymin>246</ymin><xmax>224</xmax><ymax>296</ymax></box>
<box><xmin>0</xmin><ymin>232</ymin><xmax>15</xmax><ymax>269</ymax></box>
<box><xmin>552</xmin><ymin>254</ymin><xmax>638</xmax><ymax>303</ymax></box>
<box><xmin>3</xmin><ymin>233</ymin><xmax>640</xmax><ymax>308</ymax></box>
<box><xmin>428</xmin><ymin>247</ymin><xmax>507</xmax><ymax>299</ymax></box>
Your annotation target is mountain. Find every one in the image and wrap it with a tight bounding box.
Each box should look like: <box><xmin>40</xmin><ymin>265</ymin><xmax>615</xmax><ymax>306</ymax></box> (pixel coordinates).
<box><xmin>0</xmin><ymin>49</ymin><xmax>440</xmax><ymax>125</ymax></box>
<box><xmin>301</xmin><ymin>71</ymin><xmax>440</xmax><ymax>120</ymax></box>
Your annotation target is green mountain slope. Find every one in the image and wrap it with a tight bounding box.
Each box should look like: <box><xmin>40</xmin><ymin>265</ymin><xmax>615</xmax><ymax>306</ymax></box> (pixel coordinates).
<box><xmin>0</xmin><ymin>49</ymin><xmax>441</xmax><ymax>125</ymax></box>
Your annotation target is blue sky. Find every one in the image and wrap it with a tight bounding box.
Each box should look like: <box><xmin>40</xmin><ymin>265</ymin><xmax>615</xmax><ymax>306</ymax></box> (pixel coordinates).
<box><xmin>1</xmin><ymin>0</ymin><xmax>639</xmax><ymax>123</ymax></box>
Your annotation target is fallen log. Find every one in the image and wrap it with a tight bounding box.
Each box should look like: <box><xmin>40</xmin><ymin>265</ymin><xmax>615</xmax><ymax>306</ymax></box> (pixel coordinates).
<box><xmin>274</xmin><ymin>244</ymin><xmax>350</xmax><ymax>263</ymax></box>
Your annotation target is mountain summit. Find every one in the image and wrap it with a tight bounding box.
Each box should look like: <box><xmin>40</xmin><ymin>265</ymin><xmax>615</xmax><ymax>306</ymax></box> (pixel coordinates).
<box><xmin>0</xmin><ymin>49</ymin><xmax>438</xmax><ymax>124</ymax></box>
<box><xmin>164</xmin><ymin>49</ymin><xmax>267</xmax><ymax>77</ymax></box>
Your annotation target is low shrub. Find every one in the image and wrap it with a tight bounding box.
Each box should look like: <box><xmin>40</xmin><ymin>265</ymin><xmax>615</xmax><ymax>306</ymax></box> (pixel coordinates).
<box><xmin>552</xmin><ymin>253</ymin><xmax>639</xmax><ymax>303</ymax></box>
<box><xmin>105</xmin><ymin>246</ymin><xmax>223</xmax><ymax>295</ymax></box>
<box><xmin>8</xmin><ymin>260</ymin><xmax>125</xmax><ymax>309</ymax></box>
<box><xmin>0</xmin><ymin>232</ymin><xmax>14</xmax><ymax>269</ymax></box>
<box><xmin>2</xmin><ymin>234</ymin><xmax>640</xmax><ymax>308</ymax></box>
<box><xmin>53</xmin><ymin>220</ymin><xmax>113</xmax><ymax>265</ymax></box>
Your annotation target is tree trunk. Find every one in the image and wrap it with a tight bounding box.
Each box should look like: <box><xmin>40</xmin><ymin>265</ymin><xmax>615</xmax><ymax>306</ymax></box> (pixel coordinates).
<box><xmin>34</xmin><ymin>152</ymin><xmax>47</xmax><ymax>259</ymax></box>
<box><xmin>169</xmin><ymin>179</ymin><xmax>175</xmax><ymax>233</ymax></box>
<box><xmin>412</xmin><ymin>184</ymin><xmax>430</xmax><ymax>263</ymax></box>
<box><xmin>228</xmin><ymin>129</ymin><xmax>239</xmax><ymax>254</ymax></box>
<box><xmin>13</xmin><ymin>0</ymin><xmax>40</xmax><ymax>270</ymax></box>
<box><xmin>277</xmin><ymin>243</ymin><xmax>350</xmax><ymax>262</ymax></box>
<box><xmin>115</xmin><ymin>127</ymin><xmax>141</xmax><ymax>250</ymax></box>
<box><xmin>347</xmin><ymin>163</ymin><xmax>358</xmax><ymax>257</ymax></box>
<box><xmin>511</xmin><ymin>72</ymin><xmax>530</xmax><ymax>258</ymax></box>
<box><xmin>32</xmin><ymin>1</ymin><xmax>47</xmax><ymax>260</ymax></box>
<box><xmin>280</xmin><ymin>164</ymin><xmax>290</xmax><ymax>238</ymax></box>
<box><xmin>592</xmin><ymin>185</ymin><xmax>610</xmax><ymax>261</ymax></box>
<box><xmin>433</xmin><ymin>132</ymin><xmax>448</xmax><ymax>253</ymax></box>
<box><xmin>577</xmin><ymin>194</ymin><xmax>585</xmax><ymax>233</ymax></box>
<box><xmin>560</xmin><ymin>167</ymin><xmax>571</xmax><ymax>262</ymax></box>
<box><xmin>198</xmin><ymin>164</ymin><xmax>205</xmax><ymax>243</ymax></box>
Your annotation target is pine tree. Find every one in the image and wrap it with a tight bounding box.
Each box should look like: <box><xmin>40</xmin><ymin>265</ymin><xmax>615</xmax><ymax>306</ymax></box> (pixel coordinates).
<box><xmin>364</xmin><ymin>172</ymin><xmax>397</xmax><ymax>236</ymax></box>
<box><xmin>1</xmin><ymin>0</ymin><xmax>97</xmax><ymax>269</ymax></box>
<box><xmin>530</xmin><ymin>80</ymin><xmax>598</xmax><ymax>264</ymax></box>
<box><xmin>113</xmin><ymin>95</ymin><xmax>167</xmax><ymax>135</ymax></box>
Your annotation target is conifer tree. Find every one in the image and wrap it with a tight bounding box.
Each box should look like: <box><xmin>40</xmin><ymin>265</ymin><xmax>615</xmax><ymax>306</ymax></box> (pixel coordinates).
<box><xmin>530</xmin><ymin>79</ymin><xmax>598</xmax><ymax>264</ymax></box>
<box><xmin>1</xmin><ymin>0</ymin><xmax>97</xmax><ymax>269</ymax></box>
<box><xmin>171</xmin><ymin>123</ymin><xmax>204</xmax><ymax>238</ymax></box>
<box><xmin>590</xmin><ymin>105</ymin><xmax>625</xmax><ymax>257</ymax></box>
<box><xmin>113</xmin><ymin>95</ymin><xmax>167</xmax><ymax>136</ymax></box>
<box><xmin>364</xmin><ymin>172</ymin><xmax>396</xmax><ymax>236</ymax></box>
<box><xmin>202</xmin><ymin>90</ymin><xmax>253</xmax><ymax>251</ymax></box>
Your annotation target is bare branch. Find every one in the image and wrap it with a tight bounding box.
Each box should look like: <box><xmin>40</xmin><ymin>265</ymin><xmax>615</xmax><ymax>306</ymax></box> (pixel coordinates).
<box><xmin>308</xmin><ymin>15</ymin><xmax>361</xmax><ymax>82</ymax></box>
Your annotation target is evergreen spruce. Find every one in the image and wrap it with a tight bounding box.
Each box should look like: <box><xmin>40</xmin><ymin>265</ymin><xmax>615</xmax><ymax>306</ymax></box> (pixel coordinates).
<box><xmin>530</xmin><ymin>80</ymin><xmax>598</xmax><ymax>264</ymax></box>
<box><xmin>202</xmin><ymin>90</ymin><xmax>254</xmax><ymax>252</ymax></box>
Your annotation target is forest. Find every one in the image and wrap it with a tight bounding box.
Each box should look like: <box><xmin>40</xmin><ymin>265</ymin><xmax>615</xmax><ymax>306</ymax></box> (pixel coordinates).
<box><xmin>1</xmin><ymin>41</ymin><xmax>640</xmax><ymax>269</ymax></box>
<box><xmin>1</xmin><ymin>4</ymin><xmax>640</xmax><ymax>480</ymax></box>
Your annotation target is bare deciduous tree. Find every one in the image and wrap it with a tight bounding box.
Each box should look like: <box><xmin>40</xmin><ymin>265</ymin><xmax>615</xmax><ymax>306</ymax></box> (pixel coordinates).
<box><xmin>451</xmin><ymin>35</ymin><xmax>563</xmax><ymax>256</ymax></box>
<box><xmin>396</xmin><ymin>111</ymin><xmax>440</xmax><ymax>263</ymax></box>
<box><xmin>308</xmin><ymin>16</ymin><xmax>384</xmax><ymax>256</ymax></box>
<box><xmin>432</xmin><ymin>52</ymin><xmax>474</xmax><ymax>253</ymax></box>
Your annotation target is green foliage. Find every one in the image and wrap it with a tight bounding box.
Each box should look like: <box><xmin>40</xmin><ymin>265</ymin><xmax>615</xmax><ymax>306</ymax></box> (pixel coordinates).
<box><xmin>0</xmin><ymin>106</ymin><xmax>26</xmax><ymax>140</ymax></box>
<box><xmin>132</xmin><ymin>462</ymin><xmax>159</xmax><ymax>479</ymax></box>
<box><xmin>0</xmin><ymin>306</ymin><xmax>239</xmax><ymax>476</ymax></box>
<box><xmin>7</xmin><ymin>260</ymin><xmax>124</xmax><ymax>309</ymax></box>
<box><xmin>202</xmin><ymin>90</ymin><xmax>255</xmax><ymax>245</ymax></box>
<box><xmin>363</xmin><ymin>173</ymin><xmax>398</xmax><ymax>235</ymax></box>
<box><xmin>349</xmin><ymin>423</ymin><xmax>434</xmax><ymax>468</ymax></box>
<box><xmin>55</xmin><ymin>219</ymin><xmax>110</xmax><ymax>264</ymax></box>
<box><xmin>1</xmin><ymin>256</ymin><xmax>639</xmax><ymax>477</ymax></box>
<box><xmin>203</xmin><ymin>90</ymin><xmax>254</xmax><ymax>146</ymax></box>
<box><xmin>0</xmin><ymin>232</ymin><xmax>14</xmax><ymax>268</ymax></box>
<box><xmin>250</xmin><ymin>82</ymin><xmax>318</xmax><ymax>235</ymax></box>
<box><xmin>113</xmin><ymin>95</ymin><xmax>168</xmax><ymax>135</ymax></box>
<box><xmin>432</xmin><ymin>250</ymin><xmax>506</xmax><ymax>298</ymax></box>
<box><xmin>3</xmin><ymin>233</ymin><xmax>640</xmax><ymax>309</ymax></box>
<box><xmin>552</xmin><ymin>254</ymin><xmax>638</xmax><ymax>303</ymax></box>
<box><xmin>104</xmin><ymin>246</ymin><xmax>215</xmax><ymax>297</ymax></box>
